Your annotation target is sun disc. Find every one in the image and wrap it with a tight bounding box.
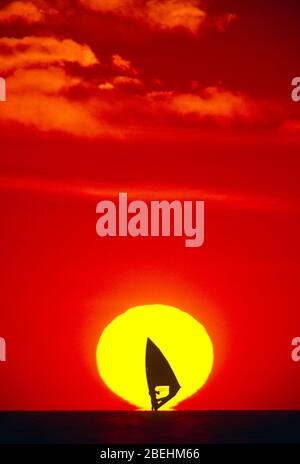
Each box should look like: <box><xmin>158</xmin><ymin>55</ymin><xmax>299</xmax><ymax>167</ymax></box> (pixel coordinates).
<box><xmin>96</xmin><ymin>304</ymin><xmax>214</xmax><ymax>410</ymax></box>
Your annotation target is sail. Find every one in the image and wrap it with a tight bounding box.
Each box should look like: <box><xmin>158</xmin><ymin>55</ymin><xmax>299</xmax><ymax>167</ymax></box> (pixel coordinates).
<box><xmin>146</xmin><ymin>338</ymin><xmax>180</xmax><ymax>411</ymax></box>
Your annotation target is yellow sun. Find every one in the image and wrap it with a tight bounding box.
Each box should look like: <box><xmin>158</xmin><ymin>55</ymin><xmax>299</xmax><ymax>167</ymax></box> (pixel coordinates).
<box><xmin>96</xmin><ymin>304</ymin><xmax>214</xmax><ymax>410</ymax></box>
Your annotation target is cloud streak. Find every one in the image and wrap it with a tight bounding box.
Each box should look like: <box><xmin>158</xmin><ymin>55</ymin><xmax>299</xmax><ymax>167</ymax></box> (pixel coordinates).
<box><xmin>0</xmin><ymin>36</ymin><xmax>99</xmax><ymax>72</ymax></box>
<box><xmin>0</xmin><ymin>1</ymin><xmax>44</xmax><ymax>24</ymax></box>
<box><xmin>79</xmin><ymin>0</ymin><xmax>233</xmax><ymax>34</ymax></box>
<box><xmin>112</xmin><ymin>54</ymin><xmax>138</xmax><ymax>75</ymax></box>
<box><xmin>146</xmin><ymin>0</ymin><xmax>206</xmax><ymax>33</ymax></box>
<box><xmin>147</xmin><ymin>87</ymin><xmax>251</xmax><ymax>120</ymax></box>
<box><xmin>0</xmin><ymin>175</ymin><xmax>296</xmax><ymax>213</ymax></box>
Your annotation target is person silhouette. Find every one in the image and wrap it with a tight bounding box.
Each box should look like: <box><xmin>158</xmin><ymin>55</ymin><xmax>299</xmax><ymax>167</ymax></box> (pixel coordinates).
<box><xmin>150</xmin><ymin>385</ymin><xmax>181</xmax><ymax>411</ymax></box>
<box><xmin>150</xmin><ymin>389</ymin><xmax>160</xmax><ymax>411</ymax></box>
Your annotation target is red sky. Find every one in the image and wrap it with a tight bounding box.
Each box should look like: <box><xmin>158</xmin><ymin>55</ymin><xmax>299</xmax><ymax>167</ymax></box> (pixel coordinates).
<box><xmin>0</xmin><ymin>0</ymin><xmax>300</xmax><ymax>410</ymax></box>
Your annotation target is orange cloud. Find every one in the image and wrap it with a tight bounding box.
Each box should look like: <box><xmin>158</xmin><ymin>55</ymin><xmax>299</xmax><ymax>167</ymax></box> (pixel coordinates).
<box><xmin>113</xmin><ymin>75</ymin><xmax>143</xmax><ymax>87</ymax></box>
<box><xmin>112</xmin><ymin>54</ymin><xmax>138</xmax><ymax>75</ymax></box>
<box><xmin>79</xmin><ymin>0</ymin><xmax>232</xmax><ymax>33</ymax></box>
<box><xmin>8</xmin><ymin>67</ymin><xmax>81</xmax><ymax>94</ymax></box>
<box><xmin>79</xmin><ymin>0</ymin><xmax>133</xmax><ymax>14</ymax></box>
<box><xmin>99</xmin><ymin>82</ymin><xmax>115</xmax><ymax>90</ymax></box>
<box><xmin>0</xmin><ymin>33</ymin><xmax>108</xmax><ymax>135</ymax></box>
<box><xmin>0</xmin><ymin>1</ymin><xmax>44</xmax><ymax>24</ymax></box>
<box><xmin>0</xmin><ymin>92</ymin><xmax>104</xmax><ymax>136</ymax></box>
<box><xmin>94</xmin><ymin>85</ymin><xmax>282</xmax><ymax>134</ymax></box>
<box><xmin>99</xmin><ymin>75</ymin><xmax>143</xmax><ymax>90</ymax></box>
<box><xmin>0</xmin><ymin>65</ymin><xmax>116</xmax><ymax>137</ymax></box>
<box><xmin>0</xmin><ymin>32</ymin><xmax>113</xmax><ymax>136</ymax></box>
<box><xmin>146</xmin><ymin>87</ymin><xmax>252</xmax><ymax>121</ymax></box>
<box><xmin>146</xmin><ymin>0</ymin><xmax>206</xmax><ymax>33</ymax></box>
<box><xmin>0</xmin><ymin>36</ymin><xmax>99</xmax><ymax>72</ymax></box>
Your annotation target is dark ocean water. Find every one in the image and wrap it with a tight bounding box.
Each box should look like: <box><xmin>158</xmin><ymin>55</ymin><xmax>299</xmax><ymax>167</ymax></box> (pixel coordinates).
<box><xmin>0</xmin><ymin>411</ymin><xmax>300</xmax><ymax>444</ymax></box>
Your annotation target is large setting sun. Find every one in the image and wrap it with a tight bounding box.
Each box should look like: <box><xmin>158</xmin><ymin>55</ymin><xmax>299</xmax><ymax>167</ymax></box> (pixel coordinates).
<box><xmin>96</xmin><ymin>304</ymin><xmax>214</xmax><ymax>410</ymax></box>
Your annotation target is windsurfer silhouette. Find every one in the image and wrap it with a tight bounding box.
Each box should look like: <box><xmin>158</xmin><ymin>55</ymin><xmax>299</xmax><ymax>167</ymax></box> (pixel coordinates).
<box><xmin>146</xmin><ymin>338</ymin><xmax>181</xmax><ymax>411</ymax></box>
<box><xmin>150</xmin><ymin>390</ymin><xmax>159</xmax><ymax>411</ymax></box>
